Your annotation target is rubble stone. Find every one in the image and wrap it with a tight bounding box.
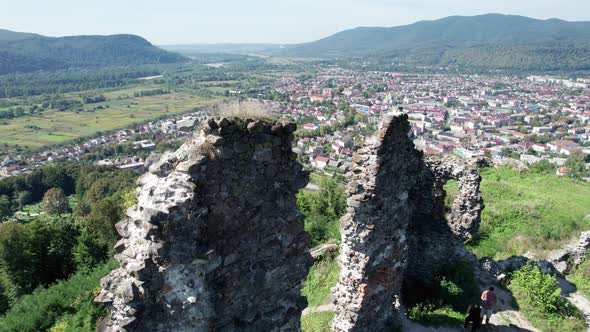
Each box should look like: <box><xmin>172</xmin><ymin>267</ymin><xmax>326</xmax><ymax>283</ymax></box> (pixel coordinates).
<box><xmin>547</xmin><ymin>231</ymin><xmax>590</xmax><ymax>273</ymax></box>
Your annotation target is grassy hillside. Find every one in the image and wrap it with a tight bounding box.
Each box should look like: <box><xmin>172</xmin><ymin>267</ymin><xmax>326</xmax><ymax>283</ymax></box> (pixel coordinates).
<box><xmin>446</xmin><ymin>167</ymin><xmax>590</xmax><ymax>260</ymax></box>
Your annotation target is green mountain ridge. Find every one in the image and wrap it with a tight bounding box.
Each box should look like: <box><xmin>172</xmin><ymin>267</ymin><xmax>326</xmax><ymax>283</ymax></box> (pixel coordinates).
<box><xmin>284</xmin><ymin>14</ymin><xmax>590</xmax><ymax>55</ymax></box>
<box><xmin>0</xmin><ymin>28</ymin><xmax>41</xmax><ymax>42</ymax></box>
<box><xmin>0</xmin><ymin>31</ymin><xmax>187</xmax><ymax>74</ymax></box>
<box><xmin>279</xmin><ymin>14</ymin><xmax>590</xmax><ymax>71</ymax></box>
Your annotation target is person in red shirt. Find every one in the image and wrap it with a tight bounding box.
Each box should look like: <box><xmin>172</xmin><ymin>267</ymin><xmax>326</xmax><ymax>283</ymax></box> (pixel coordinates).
<box><xmin>480</xmin><ymin>286</ymin><xmax>497</xmax><ymax>325</ymax></box>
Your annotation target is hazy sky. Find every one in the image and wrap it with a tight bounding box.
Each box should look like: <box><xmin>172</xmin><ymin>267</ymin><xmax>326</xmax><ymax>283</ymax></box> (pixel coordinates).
<box><xmin>2</xmin><ymin>0</ymin><xmax>589</xmax><ymax>45</ymax></box>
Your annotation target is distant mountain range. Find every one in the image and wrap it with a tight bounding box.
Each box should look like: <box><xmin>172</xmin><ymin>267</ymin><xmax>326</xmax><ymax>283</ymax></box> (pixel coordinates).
<box><xmin>284</xmin><ymin>14</ymin><xmax>590</xmax><ymax>55</ymax></box>
<box><xmin>0</xmin><ymin>29</ymin><xmax>186</xmax><ymax>74</ymax></box>
<box><xmin>3</xmin><ymin>14</ymin><xmax>590</xmax><ymax>74</ymax></box>
<box><xmin>281</xmin><ymin>14</ymin><xmax>590</xmax><ymax>71</ymax></box>
<box><xmin>163</xmin><ymin>15</ymin><xmax>590</xmax><ymax>72</ymax></box>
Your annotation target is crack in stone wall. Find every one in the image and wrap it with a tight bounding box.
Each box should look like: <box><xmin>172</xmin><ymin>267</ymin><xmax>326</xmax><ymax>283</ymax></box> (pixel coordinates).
<box><xmin>96</xmin><ymin>117</ymin><xmax>311</xmax><ymax>332</ymax></box>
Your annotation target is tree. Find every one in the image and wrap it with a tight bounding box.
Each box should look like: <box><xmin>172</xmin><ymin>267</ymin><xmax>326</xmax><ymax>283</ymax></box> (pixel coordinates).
<box><xmin>0</xmin><ymin>223</ymin><xmax>34</xmax><ymax>299</ymax></box>
<box><xmin>74</xmin><ymin>199</ymin><xmax>121</xmax><ymax>270</ymax></box>
<box><xmin>43</xmin><ymin>188</ymin><xmax>69</xmax><ymax>215</ymax></box>
<box><xmin>15</xmin><ymin>191</ymin><xmax>32</xmax><ymax>209</ymax></box>
<box><xmin>0</xmin><ymin>218</ymin><xmax>79</xmax><ymax>304</ymax></box>
<box><xmin>566</xmin><ymin>151</ymin><xmax>589</xmax><ymax>179</ymax></box>
<box><xmin>0</xmin><ymin>195</ymin><xmax>11</xmax><ymax>219</ymax></box>
<box><xmin>530</xmin><ymin>160</ymin><xmax>555</xmax><ymax>174</ymax></box>
<box><xmin>501</xmin><ymin>147</ymin><xmax>511</xmax><ymax>157</ymax></box>
<box><xmin>297</xmin><ymin>177</ymin><xmax>346</xmax><ymax>246</ymax></box>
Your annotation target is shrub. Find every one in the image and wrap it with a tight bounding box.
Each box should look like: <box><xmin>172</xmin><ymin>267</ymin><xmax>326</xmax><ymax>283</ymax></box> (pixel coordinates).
<box><xmin>509</xmin><ymin>263</ymin><xmax>585</xmax><ymax>332</ymax></box>
<box><xmin>406</xmin><ymin>260</ymin><xmax>479</xmax><ymax>326</ymax></box>
<box><xmin>407</xmin><ymin>304</ymin><xmax>464</xmax><ymax>326</ymax></box>
<box><xmin>568</xmin><ymin>257</ymin><xmax>590</xmax><ymax>299</ymax></box>
<box><xmin>0</xmin><ymin>262</ymin><xmax>115</xmax><ymax>332</ymax></box>
<box><xmin>511</xmin><ymin>264</ymin><xmax>568</xmax><ymax>314</ymax></box>
<box><xmin>304</xmin><ymin>215</ymin><xmax>340</xmax><ymax>247</ymax></box>
<box><xmin>438</xmin><ymin>261</ymin><xmax>480</xmax><ymax>311</ymax></box>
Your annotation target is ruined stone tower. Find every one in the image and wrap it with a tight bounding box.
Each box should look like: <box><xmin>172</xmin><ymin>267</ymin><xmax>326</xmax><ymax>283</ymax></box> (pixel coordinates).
<box><xmin>95</xmin><ymin>117</ymin><xmax>311</xmax><ymax>331</ymax></box>
<box><xmin>330</xmin><ymin>113</ymin><xmax>425</xmax><ymax>331</ymax></box>
<box><xmin>330</xmin><ymin>113</ymin><xmax>483</xmax><ymax>331</ymax></box>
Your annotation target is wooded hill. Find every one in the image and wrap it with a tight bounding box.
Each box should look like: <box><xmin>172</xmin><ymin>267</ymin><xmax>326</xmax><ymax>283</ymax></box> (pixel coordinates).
<box><xmin>0</xmin><ymin>29</ymin><xmax>186</xmax><ymax>74</ymax></box>
<box><xmin>280</xmin><ymin>14</ymin><xmax>590</xmax><ymax>71</ymax></box>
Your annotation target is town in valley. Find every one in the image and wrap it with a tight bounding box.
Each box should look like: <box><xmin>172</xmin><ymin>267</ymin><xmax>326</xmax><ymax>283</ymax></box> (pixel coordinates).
<box><xmin>2</xmin><ymin>68</ymin><xmax>589</xmax><ymax>181</ymax></box>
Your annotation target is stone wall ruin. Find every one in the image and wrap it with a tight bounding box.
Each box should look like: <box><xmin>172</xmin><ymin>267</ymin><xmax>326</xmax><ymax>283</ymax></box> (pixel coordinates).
<box><xmin>331</xmin><ymin>113</ymin><xmax>484</xmax><ymax>331</ymax></box>
<box><xmin>96</xmin><ymin>117</ymin><xmax>311</xmax><ymax>331</ymax></box>
<box><xmin>96</xmin><ymin>113</ymin><xmax>484</xmax><ymax>332</ymax></box>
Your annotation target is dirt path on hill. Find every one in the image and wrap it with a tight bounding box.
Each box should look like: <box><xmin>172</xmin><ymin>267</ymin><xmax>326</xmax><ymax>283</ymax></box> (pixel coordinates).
<box><xmin>485</xmin><ymin>286</ymin><xmax>541</xmax><ymax>332</ymax></box>
<box><xmin>301</xmin><ymin>303</ymin><xmax>336</xmax><ymax>316</ymax></box>
<box><xmin>302</xmin><ymin>289</ymin><xmax>541</xmax><ymax>332</ymax></box>
<box><xmin>399</xmin><ymin>284</ymin><xmax>540</xmax><ymax>332</ymax></box>
<box><xmin>557</xmin><ymin>277</ymin><xmax>590</xmax><ymax>329</ymax></box>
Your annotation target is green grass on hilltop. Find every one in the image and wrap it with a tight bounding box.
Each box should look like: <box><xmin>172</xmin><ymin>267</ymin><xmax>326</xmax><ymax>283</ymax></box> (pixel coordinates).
<box><xmin>301</xmin><ymin>312</ymin><xmax>334</xmax><ymax>332</ymax></box>
<box><xmin>456</xmin><ymin>167</ymin><xmax>590</xmax><ymax>260</ymax></box>
<box><xmin>302</xmin><ymin>255</ymin><xmax>339</xmax><ymax>307</ymax></box>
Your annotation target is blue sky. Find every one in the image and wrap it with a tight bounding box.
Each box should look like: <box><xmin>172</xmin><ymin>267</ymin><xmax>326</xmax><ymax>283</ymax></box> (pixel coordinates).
<box><xmin>2</xmin><ymin>0</ymin><xmax>589</xmax><ymax>44</ymax></box>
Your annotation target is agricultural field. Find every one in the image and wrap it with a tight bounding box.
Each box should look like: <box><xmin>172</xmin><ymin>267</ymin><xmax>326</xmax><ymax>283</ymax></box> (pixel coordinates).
<box><xmin>0</xmin><ymin>91</ymin><xmax>223</xmax><ymax>148</ymax></box>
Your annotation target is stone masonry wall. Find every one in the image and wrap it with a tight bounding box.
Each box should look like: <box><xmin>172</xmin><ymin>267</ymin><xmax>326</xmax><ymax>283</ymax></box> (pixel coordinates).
<box><xmin>425</xmin><ymin>155</ymin><xmax>483</xmax><ymax>241</ymax></box>
<box><xmin>95</xmin><ymin>117</ymin><xmax>311</xmax><ymax>332</ymax></box>
<box><xmin>331</xmin><ymin>113</ymin><xmax>484</xmax><ymax>331</ymax></box>
<box><xmin>331</xmin><ymin>113</ymin><xmax>426</xmax><ymax>331</ymax></box>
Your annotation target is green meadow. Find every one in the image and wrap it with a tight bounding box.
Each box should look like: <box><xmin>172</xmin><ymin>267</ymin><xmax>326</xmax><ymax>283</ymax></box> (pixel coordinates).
<box><xmin>444</xmin><ymin>167</ymin><xmax>590</xmax><ymax>260</ymax></box>
<box><xmin>0</xmin><ymin>93</ymin><xmax>222</xmax><ymax>148</ymax></box>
